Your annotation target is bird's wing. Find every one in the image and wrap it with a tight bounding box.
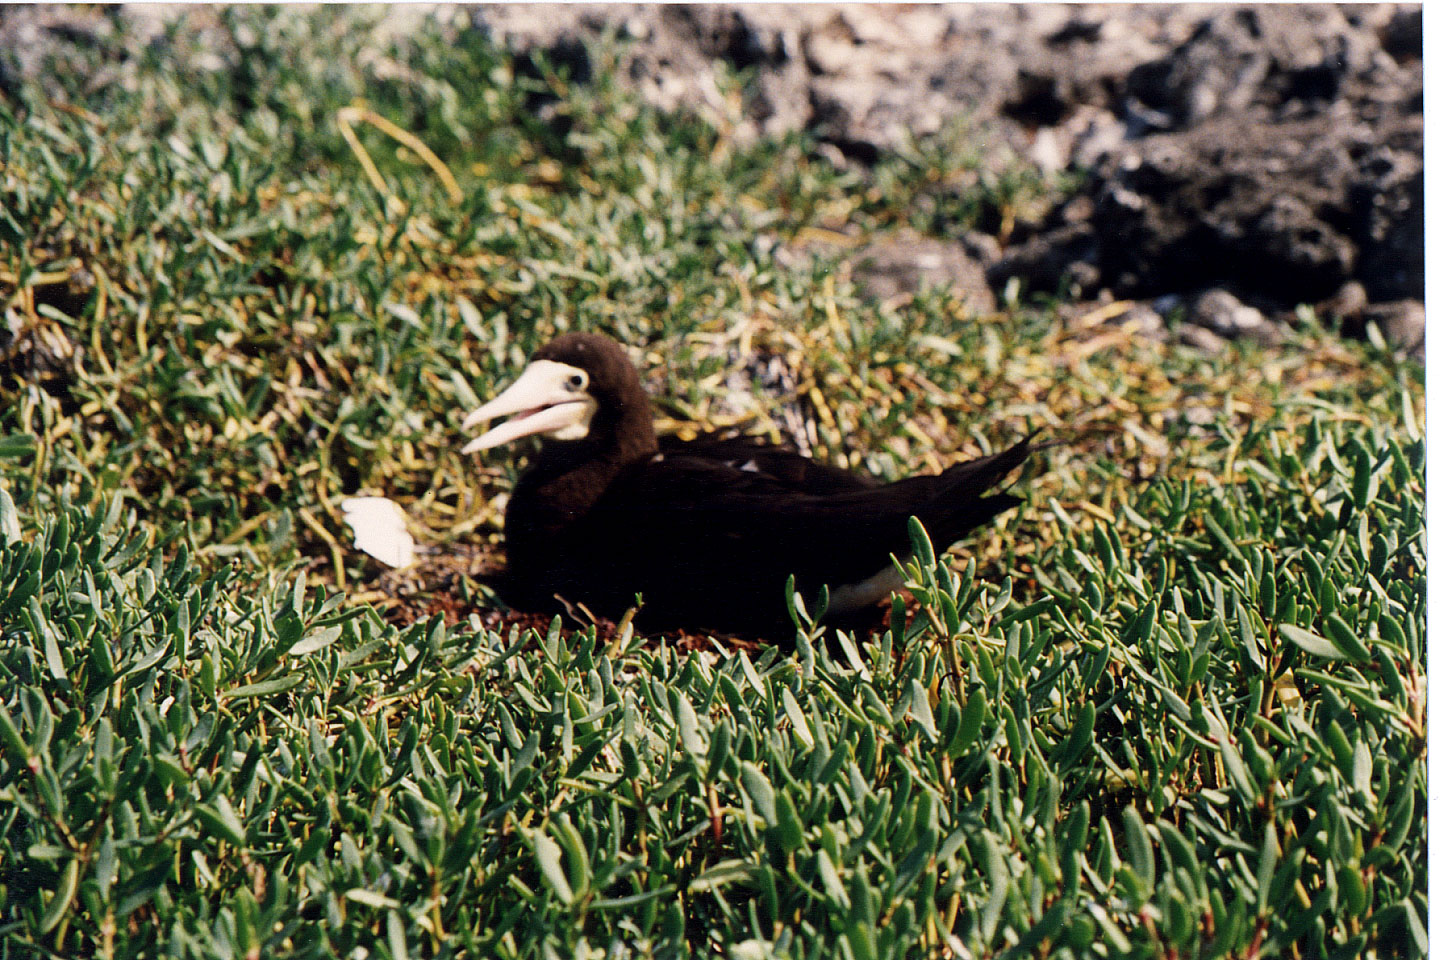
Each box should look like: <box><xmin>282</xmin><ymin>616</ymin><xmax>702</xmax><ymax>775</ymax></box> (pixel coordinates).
<box><xmin>590</xmin><ymin>439</ymin><xmax>1029</xmax><ymax>590</ymax></box>
<box><xmin>657</xmin><ymin>432</ymin><xmax>881</xmax><ymax>495</ymax></box>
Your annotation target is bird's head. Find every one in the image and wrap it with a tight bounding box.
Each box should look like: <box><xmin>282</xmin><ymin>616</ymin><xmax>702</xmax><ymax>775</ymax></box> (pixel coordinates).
<box><xmin>461</xmin><ymin>333</ymin><xmax>651</xmax><ymax>455</ymax></box>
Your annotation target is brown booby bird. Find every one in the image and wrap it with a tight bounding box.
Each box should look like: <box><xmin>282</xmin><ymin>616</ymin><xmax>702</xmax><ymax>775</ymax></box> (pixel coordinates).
<box><xmin>461</xmin><ymin>332</ymin><xmax>1032</xmax><ymax>637</ymax></box>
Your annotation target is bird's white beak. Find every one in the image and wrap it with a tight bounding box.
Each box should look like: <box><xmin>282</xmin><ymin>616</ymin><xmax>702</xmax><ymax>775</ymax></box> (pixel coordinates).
<box><xmin>461</xmin><ymin>360</ymin><xmax>597</xmax><ymax>453</ymax></box>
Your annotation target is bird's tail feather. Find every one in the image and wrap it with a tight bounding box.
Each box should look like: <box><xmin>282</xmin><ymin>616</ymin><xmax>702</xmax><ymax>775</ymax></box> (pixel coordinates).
<box><xmin>934</xmin><ymin>437</ymin><xmax>1034</xmax><ymax>494</ymax></box>
<box><xmin>915</xmin><ymin>438</ymin><xmax>1033</xmax><ymax>544</ymax></box>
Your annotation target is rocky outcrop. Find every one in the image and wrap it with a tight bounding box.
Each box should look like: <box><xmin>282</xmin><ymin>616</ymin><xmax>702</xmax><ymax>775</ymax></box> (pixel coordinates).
<box><xmin>473</xmin><ymin>3</ymin><xmax>1423</xmax><ymax>353</ymax></box>
<box><xmin>988</xmin><ymin>7</ymin><xmax>1422</xmax><ymax>321</ymax></box>
<box><xmin>1</xmin><ymin>4</ymin><xmax>1422</xmax><ymax>354</ymax></box>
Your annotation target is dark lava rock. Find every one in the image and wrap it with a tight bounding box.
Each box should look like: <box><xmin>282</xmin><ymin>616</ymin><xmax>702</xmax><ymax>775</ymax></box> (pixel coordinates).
<box><xmin>995</xmin><ymin>104</ymin><xmax>1421</xmax><ymax>308</ymax></box>
<box><xmin>1381</xmin><ymin>7</ymin><xmax>1422</xmax><ymax>61</ymax></box>
<box><xmin>1352</xmin><ymin>139</ymin><xmax>1424</xmax><ymax>303</ymax></box>
<box><xmin>0</xmin><ymin>313</ymin><xmax>84</xmax><ymax>402</ymax></box>
<box><xmin>991</xmin><ymin>5</ymin><xmax>1421</xmax><ymax>312</ymax></box>
<box><xmin>1125</xmin><ymin>6</ymin><xmax>1371</xmax><ymax>129</ymax></box>
<box><xmin>987</xmin><ymin>221</ymin><xmax>1101</xmax><ymax>300</ymax></box>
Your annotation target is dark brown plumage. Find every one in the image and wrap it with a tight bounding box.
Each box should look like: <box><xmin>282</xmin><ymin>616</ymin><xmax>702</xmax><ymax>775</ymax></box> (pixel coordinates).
<box><xmin>463</xmin><ymin>332</ymin><xmax>1032</xmax><ymax>638</ymax></box>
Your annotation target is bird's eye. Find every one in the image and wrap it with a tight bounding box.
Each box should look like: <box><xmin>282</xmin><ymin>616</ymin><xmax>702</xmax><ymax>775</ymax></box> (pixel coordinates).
<box><xmin>568</xmin><ymin>372</ymin><xmax>587</xmax><ymax>390</ymax></box>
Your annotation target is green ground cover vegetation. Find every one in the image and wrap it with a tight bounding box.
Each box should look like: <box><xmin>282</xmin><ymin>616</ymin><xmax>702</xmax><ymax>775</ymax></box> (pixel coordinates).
<box><xmin>0</xmin><ymin>10</ymin><xmax>1426</xmax><ymax>958</ymax></box>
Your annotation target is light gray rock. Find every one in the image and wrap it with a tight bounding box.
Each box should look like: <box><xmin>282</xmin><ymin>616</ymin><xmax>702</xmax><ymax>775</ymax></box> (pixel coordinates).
<box><xmin>848</xmin><ymin>230</ymin><xmax>996</xmax><ymax>312</ymax></box>
<box><xmin>1316</xmin><ymin>280</ymin><xmax>1370</xmax><ymax>323</ymax></box>
<box><xmin>1175</xmin><ymin>323</ymin><xmax>1229</xmax><ymax>355</ymax></box>
<box><xmin>1109</xmin><ymin>304</ymin><xmax>1166</xmax><ymax>339</ymax></box>
<box><xmin>1189</xmin><ymin>289</ymin><xmax>1281</xmax><ymax>344</ymax></box>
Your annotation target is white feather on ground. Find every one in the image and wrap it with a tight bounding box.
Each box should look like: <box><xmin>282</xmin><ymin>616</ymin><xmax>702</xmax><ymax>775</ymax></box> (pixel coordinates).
<box><xmin>340</xmin><ymin>497</ymin><xmax>416</xmax><ymax>569</ymax></box>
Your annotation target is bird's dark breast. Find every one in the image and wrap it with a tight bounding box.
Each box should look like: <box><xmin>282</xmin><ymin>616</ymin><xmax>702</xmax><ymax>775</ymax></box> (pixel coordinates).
<box><xmin>498</xmin><ymin>469</ymin><xmax>604</xmax><ymax>607</ymax></box>
<box><xmin>497</xmin><ymin>472</ymin><xmax>726</xmax><ymax>634</ymax></box>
